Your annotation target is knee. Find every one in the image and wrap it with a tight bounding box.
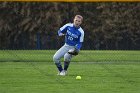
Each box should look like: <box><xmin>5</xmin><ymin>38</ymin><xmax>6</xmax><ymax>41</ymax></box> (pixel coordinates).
<box><xmin>64</xmin><ymin>58</ymin><xmax>70</xmax><ymax>62</ymax></box>
<box><xmin>64</xmin><ymin>53</ymin><xmax>71</xmax><ymax>62</ymax></box>
<box><xmin>53</xmin><ymin>55</ymin><xmax>59</xmax><ymax>63</ymax></box>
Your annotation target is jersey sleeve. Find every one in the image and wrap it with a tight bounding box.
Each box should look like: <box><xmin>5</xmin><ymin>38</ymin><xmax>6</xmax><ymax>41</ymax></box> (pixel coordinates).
<box><xmin>58</xmin><ymin>23</ymin><xmax>70</xmax><ymax>36</ymax></box>
<box><xmin>79</xmin><ymin>29</ymin><xmax>84</xmax><ymax>42</ymax></box>
<box><xmin>76</xmin><ymin>42</ymin><xmax>82</xmax><ymax>50</ymax></box>
<box><xmin>76</xmin><ymin>29</ymin><xmax>84</xmax><ymax>50</ymax></box>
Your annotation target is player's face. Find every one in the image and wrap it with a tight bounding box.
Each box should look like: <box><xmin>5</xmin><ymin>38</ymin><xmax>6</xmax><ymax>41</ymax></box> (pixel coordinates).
<box><xmin>73</xmin><ymin>17</ymin><xmax>82</xmax><ymax>27</ymax></box>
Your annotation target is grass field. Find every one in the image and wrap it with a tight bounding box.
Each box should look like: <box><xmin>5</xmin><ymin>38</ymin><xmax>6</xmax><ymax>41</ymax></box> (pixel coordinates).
<box><xmin>0</xmin><ymin>50</ymin><xmax>140</xmax><ymax>93</ymax></box>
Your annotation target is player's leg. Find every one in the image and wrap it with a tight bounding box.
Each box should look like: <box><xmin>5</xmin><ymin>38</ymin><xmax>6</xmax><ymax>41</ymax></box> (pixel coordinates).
<box><xmin>53</xmin><ymin>45</ymin><xmax>70</xmax><ymax>72</ymax></box>
<box><xmin>64</xmin><ymin>53</ymin><xmax>73</xmax><ymax>71</ymax></box>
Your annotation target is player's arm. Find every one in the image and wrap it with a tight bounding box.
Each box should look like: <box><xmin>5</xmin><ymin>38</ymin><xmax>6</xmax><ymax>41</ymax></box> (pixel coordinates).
<box><xmin>75</xmin><ymin>29</ymin><xmax>84</xmax><ymax>51</ymax></box>
<box><xmin>58</xmin><ymin>30</ymin><xmax>65</xmax><ymax>36</ymax></box>
<box><xmin>68</xmin><ymin>30</ymin><xmax>84</xmax><ymax>55</ymax></box>
<box><xmin>58</xmin><ymin>23</ymin><xmax>70</xmax><ymax>36</ymax></box>
<box><xmin>75</xmin><ymin>42</ymin><xmax>82</xmax><ymax>50</ymax></box>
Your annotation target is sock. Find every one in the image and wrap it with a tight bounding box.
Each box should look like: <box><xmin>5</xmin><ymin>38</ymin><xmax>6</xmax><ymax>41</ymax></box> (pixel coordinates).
<box><xmin>64</xmin><ymin>61</ymin><xmax>70</xmax><ymax>71</ymax></box>
<box><xmin>55</xmin><ymin>63</ymin><xmax>63</xmax><ymax>72</ymax></box>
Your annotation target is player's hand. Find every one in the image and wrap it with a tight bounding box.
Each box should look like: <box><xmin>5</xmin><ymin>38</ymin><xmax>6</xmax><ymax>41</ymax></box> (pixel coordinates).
<box><xmin>68</xmin><ymin>48</ymin><xmax>79</xmax><ymax>55</ymax></box>
<box><xmin>59</xmin><ymin>33</ymin><xmax>65</xmax><ymax>36</ymax></box>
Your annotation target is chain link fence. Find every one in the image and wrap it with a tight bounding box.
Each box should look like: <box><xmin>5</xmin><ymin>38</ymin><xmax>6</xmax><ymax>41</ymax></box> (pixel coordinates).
<box><xmin>0</xmin><ymin>2</ymin><xmax>140</xmax><ymax>62</ymax></box>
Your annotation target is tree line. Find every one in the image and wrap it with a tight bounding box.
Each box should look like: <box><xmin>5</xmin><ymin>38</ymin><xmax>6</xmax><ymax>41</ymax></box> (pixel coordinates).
<box><xmin>0</xmin><ymin>2</ymin><xmax>139</xmax><ymax>50</ymax></box>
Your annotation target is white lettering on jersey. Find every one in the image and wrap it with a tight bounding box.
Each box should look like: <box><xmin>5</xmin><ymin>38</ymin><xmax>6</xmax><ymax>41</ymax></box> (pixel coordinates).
<box><xmin>67</xmin><ymin>30</ymin><xmax>78</xmax><ymax>38</ymax></box>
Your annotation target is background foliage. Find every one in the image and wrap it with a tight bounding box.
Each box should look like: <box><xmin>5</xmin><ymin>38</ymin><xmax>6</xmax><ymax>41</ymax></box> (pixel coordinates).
<box><xmin>0</xmin><ymin>2</ymin><xmax>140</xmax><ymax>50</ymax></box>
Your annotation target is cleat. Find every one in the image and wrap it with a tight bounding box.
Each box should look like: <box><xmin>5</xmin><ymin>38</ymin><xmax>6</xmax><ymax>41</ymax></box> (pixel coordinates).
<box><xmin>59</xmin><ymin>70</ymin><xmax>67</xmax><ymax>76</ymax></box>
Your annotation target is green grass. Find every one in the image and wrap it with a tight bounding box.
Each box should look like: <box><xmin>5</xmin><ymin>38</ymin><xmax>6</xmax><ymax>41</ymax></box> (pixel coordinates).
<box><xmin>0</xmin><ymin>50</ymin><xmax>140</xmax><ymax>93</ymax></box>
<box><xmin>0</xmin><ymin>50</ymin><xmax>140</xmax><ymax>62</ymax></box>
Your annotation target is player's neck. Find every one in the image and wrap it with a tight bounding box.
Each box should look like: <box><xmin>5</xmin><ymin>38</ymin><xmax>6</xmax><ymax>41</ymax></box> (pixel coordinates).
<box><xmin>73</xmin><ymin>24</ymin><xmax>80</xmax><ymax>29</ymax></box>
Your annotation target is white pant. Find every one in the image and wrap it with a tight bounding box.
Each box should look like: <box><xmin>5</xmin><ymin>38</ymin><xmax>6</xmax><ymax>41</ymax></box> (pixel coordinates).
<box><xmin>53</xmin><ymin>44</ymin><xmax>75</xmax><ymax>63</ymax></box>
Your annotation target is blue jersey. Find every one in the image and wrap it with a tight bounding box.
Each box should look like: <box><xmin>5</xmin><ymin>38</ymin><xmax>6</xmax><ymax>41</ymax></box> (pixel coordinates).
<box><xmin>58</xmin><ymin>23</ymin><xmax>84</xmax><ymax>50</ymax></box>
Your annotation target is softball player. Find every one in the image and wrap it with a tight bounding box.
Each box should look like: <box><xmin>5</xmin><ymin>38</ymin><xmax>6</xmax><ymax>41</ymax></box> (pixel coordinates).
<box><xmin>53</xmin><ymin>15</ymin><xmax>84</xmax><ymax>76</ymax></box>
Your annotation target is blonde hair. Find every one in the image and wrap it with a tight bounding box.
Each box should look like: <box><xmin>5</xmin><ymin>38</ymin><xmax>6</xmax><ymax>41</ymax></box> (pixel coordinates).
<box><xmin>75</xmin><ymin>15</ymin><xmax>83</xmax><ymax>21</ymax></box>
